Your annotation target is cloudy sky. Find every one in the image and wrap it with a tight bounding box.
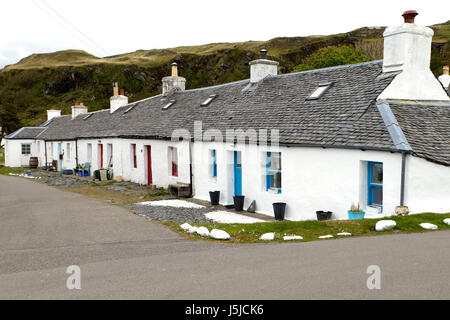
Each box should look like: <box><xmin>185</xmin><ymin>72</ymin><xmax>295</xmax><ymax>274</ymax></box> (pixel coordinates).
<box><xmin>0</xmin><ymin>0</ymin><xmax>448</xmax><ymax>68</ymax></box>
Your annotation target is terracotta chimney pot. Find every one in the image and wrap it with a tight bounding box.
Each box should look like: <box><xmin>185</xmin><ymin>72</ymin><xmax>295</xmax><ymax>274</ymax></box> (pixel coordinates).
<box><xmin>402</xmin><ymin>10</ymin><xmax>418</xmax><ymax>23</ymax></box>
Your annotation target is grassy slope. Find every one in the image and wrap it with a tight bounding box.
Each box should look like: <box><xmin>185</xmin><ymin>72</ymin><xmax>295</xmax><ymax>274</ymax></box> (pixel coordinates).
<box><xmin>165</xmin><ymin>213</ymin><xmax>450</xmax><ymax>243</ymax></box>
<box><xmin>0</xmin><ymin>21</ymin><xmax>448</xmax><ymax>128</ymax></box>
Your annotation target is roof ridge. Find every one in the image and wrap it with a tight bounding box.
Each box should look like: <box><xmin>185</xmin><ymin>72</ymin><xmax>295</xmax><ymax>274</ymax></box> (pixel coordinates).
<box><xmin>273</xmin><ymin>60</ymin><xmax>383</xmax><ymax>78</ymax></box>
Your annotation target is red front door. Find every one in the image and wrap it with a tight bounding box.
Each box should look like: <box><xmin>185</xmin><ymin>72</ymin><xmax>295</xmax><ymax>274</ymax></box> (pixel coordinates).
<box><xmin>99</xmin><ymin>144</ymin><xmax>103</xmax><ymax>169</ymax></box>
<box><xmin>146</xmin><ymin>146</ymin><xmax>152</xmax><ymax>186</ymax></box>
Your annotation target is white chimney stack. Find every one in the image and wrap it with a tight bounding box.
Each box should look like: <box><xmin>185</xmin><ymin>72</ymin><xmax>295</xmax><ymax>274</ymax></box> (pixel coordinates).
<box><xmin>162</xmin><ymin>63</ymin><xmax>186</xmax><ymax>96</ymax></box>
<box><xmin>378</xmin><ymin>11</ymin><xmax>450</xmax><ymax>101</ymax></box>
<box><xmin>71</xmin><ymin>101</ymin><xmax>88</xmax><ymax>119</ymax></box>
<box><xmin>110</xmin><ymin>82</ymin><xmax>129</xmax><ymax>113</ymax></box>
<box><xmin>249</xmin><ymin>49</ymin><xmax>279</xmax><ymax>83</ymax></box>
<box><xmin>47</xmin><ymin>107</ymin><xmax>61</xmax><ymax>121</ymax></box>
<box><xmin>438</xmin><ymin>65</ymin><xmax>450</xmax><ymax>90</ymax></box>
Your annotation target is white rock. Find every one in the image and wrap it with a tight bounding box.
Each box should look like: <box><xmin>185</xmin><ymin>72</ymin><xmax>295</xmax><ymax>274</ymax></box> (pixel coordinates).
<box><xmin>259</xmin><ymin>232</ymin><xmax>275</xmax><ymax>241</ymax></box>
<box><xmin>136</xmin><ymin>199</ymin><xmax>205</xmax><ymax>209</ymax></box>
<box><xmin>419</xmin><ymin>223</ymin><xmax>438</xmax><ymax>230</ymax></box>
<box><xmin>283</xmin><ymin>235</ymin><xmax>303</xmax><ymax>241</ymax></box>
<box><xmin>444</xmin><ymin>218</ymin><xmax>450</xmax><ymax>226</ymax></box>
<box><xmin>375</xmin><ymin>220</ymin><xmax>397</xmax><ymax>232</ymax></box>
<box><xmin>209</xmin><ymin>229</ymin><xmax>230</xmax><ymax>240</ymax></box>
<box><xmin>337</xmin><ymin>232</ymin><xmax>352</xmax><ymax>236</ymax></box>
<box><xmin>188</xmin><ymin>226</ymin><xmax>199</xmax><ymax>234</ymax></box>
<box><xmin>196</xmin><ymin>226</ymin><xmax>210</xmax><ymax>237</ymax></box>
<box><xmin>180</xmin><ymin>223</ymin><xmax>192</xmax><ymax>231</ymax></box>
<box><xmin>318</xmin><ymin>235</ymin><xmax>333</xmax><ymax>239</ymax></box>
<box><xmin>204</xmin><ymin>211</ymin><xmax>265</xmax><ymax>224</ymax></box>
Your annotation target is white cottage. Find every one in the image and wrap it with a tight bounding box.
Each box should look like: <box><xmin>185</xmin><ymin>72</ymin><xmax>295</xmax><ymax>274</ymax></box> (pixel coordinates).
<box><xmin>5</xmin><ymin>10</ymin><xmax>450</xmax><ymax>220</ymax></box>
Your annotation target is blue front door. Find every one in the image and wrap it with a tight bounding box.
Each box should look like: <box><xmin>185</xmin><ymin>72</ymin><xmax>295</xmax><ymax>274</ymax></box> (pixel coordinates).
<box><xmin>368</xmin><ymin>162</ymin><xmax>383</xmax><ymax>209</ymax></box>
<box><xmin>58</xmin><ymin>143</ymin><xmax>62</xmax><ymax>171</ymax></box>
<box><xmin>234</xmin><ymin>151</ymin><xmax>242</xmax><ymax>196</ymax></box>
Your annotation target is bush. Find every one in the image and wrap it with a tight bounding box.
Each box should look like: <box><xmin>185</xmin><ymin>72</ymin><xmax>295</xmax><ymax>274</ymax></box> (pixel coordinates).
<box><xmin>293</xmin><ymin>45</ymin><xmax>372</xmax><ymax>72</ymax></box>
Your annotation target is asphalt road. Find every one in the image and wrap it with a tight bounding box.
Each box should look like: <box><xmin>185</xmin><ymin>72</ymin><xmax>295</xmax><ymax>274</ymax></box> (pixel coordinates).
<box><xmin>0</xmin><ymin>174</ymin><xmax>449</xmax><ymax>299</ymax></box>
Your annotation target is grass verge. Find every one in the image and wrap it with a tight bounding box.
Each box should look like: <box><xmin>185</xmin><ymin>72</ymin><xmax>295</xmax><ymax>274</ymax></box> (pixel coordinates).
<box><xmin>163</xmin><ymin>213</ymin><xmax>450</xmax><ymax>243</ymax></box>
<box><xmin>0</xmin><ymin>166</ymin><xmax>27</xmax><ymax>175</ymax></box>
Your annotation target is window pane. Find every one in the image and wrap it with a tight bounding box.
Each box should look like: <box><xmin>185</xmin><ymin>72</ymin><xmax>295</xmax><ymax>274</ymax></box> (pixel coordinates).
<box><xmin>271</xmin><ymin>172</ymin><xmax>282</xmax><ymax>189</ymax></box>
<box><xmin>236</xmin><ymin>152</ymin><xmax>241</xmax><ymax>168</ymax></box>
<box><xmin>269</xmin><ymin>152</ymin><xmax>281</xmax><ymax>171</ymax></box>
<box><xmin>373</xmin><ymin>186</ymin><xmax>383</xmax><ymax>205</ymax></box>
<box><xmin>371</xmin><ymin>163</ymin><xmax>383</xmax><ymax>184</ymax></box>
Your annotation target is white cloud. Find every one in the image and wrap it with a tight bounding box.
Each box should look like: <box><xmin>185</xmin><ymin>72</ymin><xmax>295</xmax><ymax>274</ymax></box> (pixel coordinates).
<box><xmin>0</xmin><ymin>0</ymin><xmax>448</xmax><ymax>68</ymax></box>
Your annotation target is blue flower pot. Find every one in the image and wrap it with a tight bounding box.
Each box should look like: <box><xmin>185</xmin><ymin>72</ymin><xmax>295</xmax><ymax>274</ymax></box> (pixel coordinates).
<box><xmin>348</xmin><ymin>211</ymin><xmax>365</xmax><ymax>220</ymax></box>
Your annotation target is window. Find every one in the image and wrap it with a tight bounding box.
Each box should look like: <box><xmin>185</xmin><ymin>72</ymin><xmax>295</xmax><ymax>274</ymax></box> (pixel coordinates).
<box><xmin>306</xmin><ymin>82</ymin><xmax>332</xmax><ymax>100</ymax></box>
<box><xmin>66</xmin><ymin>143</ymin><xmax>71</xmax><ymax>160</ymax></box>
<box><xmin>210</xmin><ymin>149</ymin><xmax>217</xmax><ymax>178</ymax></box>
<box><xmin>368</xmin><ymin>162</ymin><xmax>383</xmax><ymax>209</ymax></box>
<box><xmin>162</xmin><ymin>100</ymin><xmax>176</xmax><ymax>110</ymax></box>
<box><xmin>87</xmin><ymin>144</ymin><xmax>92</xmax><ymax>164</ymax></box>
<box><xmin>107</xmin><ymin>144</ymin><xmax>113</xmax><ymax>168</ymax></box>
<box><xmin>201</xmin><ymin>95</ymin><xmax>217</xmax><ymax>106</ymax></box>
<box><xmin>21</xmin><ymin>144</ymin><xmax>31</xmax><ymax>155</ymax></box>
<box><xmin>266</xmin><ymin>152</ymin><xmax>281</xmax><ymax>193</ymax></box>
<box><xmin>169</xmin><ymin>147</ymin><xmax>178</xmax><ymax>177</ymax></box>
<box><xmin>131</xmin><ymin>144</ymin><xmax>137</xmax><ymax>168</ymax></box>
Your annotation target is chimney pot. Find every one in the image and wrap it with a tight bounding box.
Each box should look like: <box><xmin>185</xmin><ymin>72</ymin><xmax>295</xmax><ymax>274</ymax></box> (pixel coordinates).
<box><xmin>171</xmin><ymin>62</ymin><xmax>178</xmax><ymax>77</ymax></box>
<box><xmin>402</xmin><ymin>10</ymin><xmax>418</xmax><ymax>23</ymax></box>
<box><xmin>260</xmin><ymin>49</ymin><xmax>268</xmax><ymax>59</ymax></box>
<box><xmin>75</xmin><ymin>101</ymin><xmax>79</xmax><ymax>106</ymax></box>
<box><xmin>444</xmin><ymin>65</ymin><xmax>449</xmax><ymax>75</ymax></box>
<box><xmin>120</xmin><ymin>88</ymin><xmax>125</xmax><ymax>96</ymax></box>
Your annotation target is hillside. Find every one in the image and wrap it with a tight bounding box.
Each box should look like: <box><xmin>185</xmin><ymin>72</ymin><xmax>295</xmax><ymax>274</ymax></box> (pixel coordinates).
<box><xmin>0</xmin><ymin>21</ymin><xmax>448</xmax><ymax>138</ymax></box>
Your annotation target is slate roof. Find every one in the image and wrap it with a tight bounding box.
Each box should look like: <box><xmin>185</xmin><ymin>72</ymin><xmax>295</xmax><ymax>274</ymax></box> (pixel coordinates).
<box><xmin>15</xmin><ymin>59</ymin><xmax>450</xmax><ymax>166</ymax></box>
<box><xmin>5</xmin><ymin>127</ymin><xmax>47</xmax><ymax>139</ymax></box>
<box><xmin>388</xmin><ymin>100</ymin><xmax>450</xmax><ymax>165</ymax></box>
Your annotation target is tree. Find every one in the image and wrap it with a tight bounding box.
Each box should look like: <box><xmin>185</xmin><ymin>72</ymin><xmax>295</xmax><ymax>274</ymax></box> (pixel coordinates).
<box><xmin>0</xmin><ymin>104</ymin><xmax>21</xmax><ymax>147</ymax></box>
<box><xmin>293</xmin><ymin>45</ymin><xmax>372</xmax><ymax>72</ymax></box>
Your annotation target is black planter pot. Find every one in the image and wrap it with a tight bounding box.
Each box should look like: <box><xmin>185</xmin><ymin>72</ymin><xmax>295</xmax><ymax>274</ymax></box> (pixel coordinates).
<box><xmin>273</xmin><ymin>202</ymin><xmax>286</xmax><ymax>221</ymax></box>
<box><xmin>233</xmin><ymin>196</ymin><xmax>245</xmax><ymax>211</ymax></box>
<box><xmin>209</xmin><ymin>191</ymin><xmax>220</xmax><ymax>205</ymax></box>
<box><xmin>316</xmin><ymin>211</ymin><xmax>332</xmax><ymax>221</ymax></box>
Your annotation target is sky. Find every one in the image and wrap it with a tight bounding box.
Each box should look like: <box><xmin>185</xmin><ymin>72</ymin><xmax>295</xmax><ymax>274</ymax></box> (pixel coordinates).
<box><xmin>0</xmin><ymin>0</ymin><xmax>449</xmax><ymax>68</ymax></box>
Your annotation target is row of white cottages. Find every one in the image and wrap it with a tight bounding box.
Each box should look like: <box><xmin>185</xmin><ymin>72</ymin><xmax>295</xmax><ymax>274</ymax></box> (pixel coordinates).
<box><xmin>5</xmin><ymin>11</ymin><xmax>450</xmax><ymax>220</ymax></box>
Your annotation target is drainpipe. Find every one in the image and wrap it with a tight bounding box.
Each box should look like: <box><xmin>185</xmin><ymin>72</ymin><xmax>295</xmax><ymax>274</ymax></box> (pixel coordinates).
<box><xmin>75</xmin><ymin>139</ymin><xmax>79</xmax><ymax>168</ymax></box>
<box><xmin>400</xmin><ymin>152</ymin><xmax>407</xmax><ymax>206</ymax></box>
<box><xmin>189</xmin><ymin>140</ymin><xmax>193</xmax><ymax>197</ymax></box>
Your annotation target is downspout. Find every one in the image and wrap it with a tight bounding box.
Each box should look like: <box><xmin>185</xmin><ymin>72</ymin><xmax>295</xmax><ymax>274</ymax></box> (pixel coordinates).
<box><xmin>189</xmin><ymin>140</ymin><xmax>193</xmax><ymax>197</ymax></box>
<box><xmin>376</xmin><ymin>101</ymin><xmax>412</xmax><ymax>208</ymax></box>
<box><xmin>400</xmin><ymin>152</ymin><xmax>407</xmax><ymax>206</ymax></box>
<box><xmin>75</xmin><ymin>139</ymin><xmax>79</xmax><ymax>168</ymax></box>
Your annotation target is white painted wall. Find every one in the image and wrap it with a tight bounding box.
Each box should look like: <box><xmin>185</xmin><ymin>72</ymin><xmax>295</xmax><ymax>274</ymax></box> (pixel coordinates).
<box><xmin>44</xmin><ymin>140</ymin><xmax>77</xmax><ymax>170</ymax></box>
<box><xmin>4</xmin><ymin>139</ymin><xmax>45</xmax><ymax>167</ymax></box>
<box><xmin>405</xmin><ymin>156</ymin><xmax>450</xmax><ymax>214</ymax></box>
<box><xmin>192</xmin><ymin>141</ymin><xmax>449</xmax><ymax>220</ymax></box>
<box><xmin>76</xmin><ymin>138</ymin><xmax>190</xmax><ymax>187</ymax></box>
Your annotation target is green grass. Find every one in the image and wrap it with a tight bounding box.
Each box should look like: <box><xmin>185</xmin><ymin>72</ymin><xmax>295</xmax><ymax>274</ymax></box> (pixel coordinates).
<box><xmin>0</xmin><ymin>166</ymin><xmax>27</xmax><ymax>175</ymax></box>
<box><xmin>164</xmin><ymin>213</ymin><xmax>450</xmax><ymax>243</ymax></box>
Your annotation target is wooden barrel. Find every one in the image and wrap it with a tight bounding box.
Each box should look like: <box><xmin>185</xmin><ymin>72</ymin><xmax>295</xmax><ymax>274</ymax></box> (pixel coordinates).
<box><xmin>29</xmin><ymin>157</ymin><xmax>39</xmax><ymax>168</ymax></box>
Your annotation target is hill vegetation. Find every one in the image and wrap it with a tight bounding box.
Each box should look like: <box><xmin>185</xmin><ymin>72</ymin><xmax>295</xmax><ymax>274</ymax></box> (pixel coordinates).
<box><xmin>0</xmin><ymin>21</ymin><xmax>449</xmax><ymax>142</ymax></box>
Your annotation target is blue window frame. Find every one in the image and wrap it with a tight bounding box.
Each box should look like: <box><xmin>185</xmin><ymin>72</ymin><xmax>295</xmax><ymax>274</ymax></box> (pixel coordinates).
<box><xmin>368</xmin><ymin>162</ymin><xmax>383</xmax><ymax>210</ymax></box>
<box><xmin>266</xmin><ymin>152</ymin><xmax>282</xmax><ymax>194</ymax></box>
<box><xmin>211</xmin><ymin>149</ymin><xmax>217</xmax><ymax>177</ymax></box>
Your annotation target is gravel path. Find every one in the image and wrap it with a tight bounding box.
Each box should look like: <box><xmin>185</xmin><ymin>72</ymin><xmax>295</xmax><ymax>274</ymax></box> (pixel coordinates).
<box><xmin>128</xmin><ymin>203</ymin><xmax>218</xmax><ymax>223</ymax></box>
